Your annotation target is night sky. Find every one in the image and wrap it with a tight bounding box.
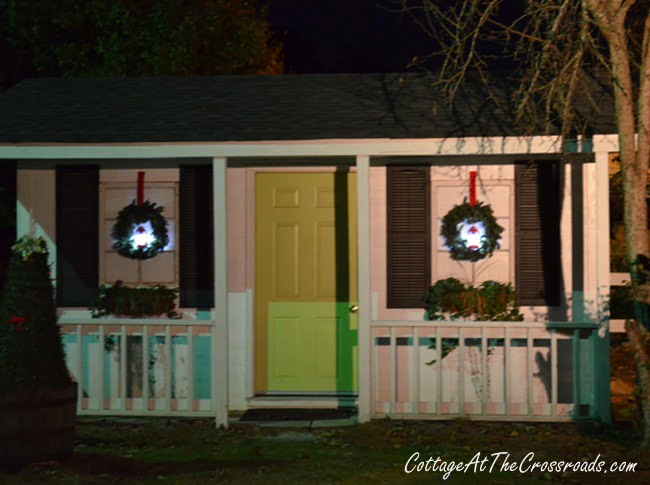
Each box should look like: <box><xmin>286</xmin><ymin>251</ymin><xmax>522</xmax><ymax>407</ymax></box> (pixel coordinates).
<box><xmin>264</xmin><ymin>0</ymin><xmax>431</xmax><ymax>73</ymax></box>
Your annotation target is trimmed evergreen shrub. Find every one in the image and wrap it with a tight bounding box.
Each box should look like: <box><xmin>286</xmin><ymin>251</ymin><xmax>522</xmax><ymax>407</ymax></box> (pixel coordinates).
<box><xmin>0</xmin><ymin>236</ymin><xmax>72</xmax><ymax>391</ymax></box>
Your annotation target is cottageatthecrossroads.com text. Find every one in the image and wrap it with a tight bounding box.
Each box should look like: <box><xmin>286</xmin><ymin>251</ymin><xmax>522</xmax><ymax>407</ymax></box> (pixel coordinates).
<box><xmin>404</xmin><ymin>451</ymin><xmax>637</xmax><ymax>480</ymax></box>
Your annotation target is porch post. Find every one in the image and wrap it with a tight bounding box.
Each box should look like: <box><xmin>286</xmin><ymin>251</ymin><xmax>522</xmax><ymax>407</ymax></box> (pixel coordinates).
<box><xmin>213</xmin><ymin>157</ymin><xmax>229</xmax><ymax>428</ymax></box>
<box><xmin>593</xmin><ymin>148</ymin><xmax>611</xmax><ymax>423</ymax></box>
<box><xmin>356</xmin><ymin>155</ymin><xmax>371</xmax><ymax>422</ymax></box>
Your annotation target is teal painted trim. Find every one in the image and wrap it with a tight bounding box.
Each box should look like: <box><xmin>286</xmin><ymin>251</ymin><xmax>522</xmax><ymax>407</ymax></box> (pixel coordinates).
<box><xmin>196</xmin><ymin>310</ymin><xmax>212</xmax><ymax>321</ymax></box>
<box><xmin>61</xmin><ymin>334</ymin><xmax>75</xmax><ymax>361</ymax></box>
<box><xmin>148</xmin><ymin>336</ymin><xmax>165</xmax><ymax>396</ymax></box>
<box><xmin>581</xmin><ymin>138</ymin><xmax>594</xmax><ymax>153</ymax></box>
<box><xmin>82</xmin><ymin>335</ymin><xmax>99</xmax><ymax>399</ymax></box>
<box><xmin>579</xmin><ymin>333</ymin><xmax>595</xmax><ymax>407</ymax></box>
<box><xmin>570</xmin><ymin>291</ymin><xmax>588</xmax><ymax>324</ymax></box>
<box><xmin>572</xmin><ymin>331</ymin><xmax>580</xmax><ymax>419</ymax></box>
<box><xmin>170</xmin><ymin>336</ymin><xmax>188</xmax><ymax>399</ymax></box>
<box><xmin>61</xmin><ymin>334</ymin><xmax>75</xmax><ymax>345</ymax></box>
<box><xmin>563</xmin><ymin>139</ymin><xmax>580</xmax><ymax>153</ymax></box>
<box><xmin>174</xmin><ymin>336</ymin><xmax>188</xmax><ymax>345</ymax></box>
<box><xmin>594</xmin><ymin>328</ymin><xmax>612</xmax><ymax>423</ymax></box>
<box><xmin>193</xmin><ymin>336</ymin><xmax>211</xmax><ymax>400</ymax></box>
<box><xmin>104</xmin><ymin>337</ymin><xmax>114</xmax><ymax>400</ymax></box>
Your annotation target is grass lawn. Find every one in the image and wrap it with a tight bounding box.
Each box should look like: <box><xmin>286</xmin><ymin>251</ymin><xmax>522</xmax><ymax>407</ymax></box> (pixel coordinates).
<box><xmin>0</xmin><ymin>417</ymin><xmax>647</xmax><ymax>484</ymax></box>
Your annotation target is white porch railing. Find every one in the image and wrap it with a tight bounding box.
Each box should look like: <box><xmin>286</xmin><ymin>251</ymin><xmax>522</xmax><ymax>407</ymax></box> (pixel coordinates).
<box><xmin>371</xmin><ymin>321</ymin><xmax>598</xmax><ymax>422</ymax></box>
<box><xmin>59</xmin><ymin>319</ymin><xmax>219</xmax><ymax>418</ymax></box>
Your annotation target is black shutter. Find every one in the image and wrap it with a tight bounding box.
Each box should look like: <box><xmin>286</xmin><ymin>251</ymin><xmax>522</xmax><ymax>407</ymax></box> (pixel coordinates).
<box><xmin>56</xmin><ymin>166</ymin><xmax>99</xmax><ymax>306</ymax></box>
<box><xmin>387</xmin><ymin>166</ymin><xmax>431</xmax><ymax>308</ymax></box>
<box><xmin>0</xmin><ymin>161</ymin><xmax>16</xmax><ymax>293</ymax></box>
<box><xmin>515</xmin><ymin>161</ymin><xmax>561</xmax><ymax>306</ymax></box>
<box><xmin>179</xmin><ymin>166</ymin><xmax>214</xmax><ymax>308</ymax></box>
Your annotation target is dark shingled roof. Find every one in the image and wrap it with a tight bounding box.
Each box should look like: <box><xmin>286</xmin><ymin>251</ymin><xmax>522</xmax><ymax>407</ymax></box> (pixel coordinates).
<box><xmin>0</xmin><ymin>73</ymin><xmax>617</xmax><ymax>144</ymax></box>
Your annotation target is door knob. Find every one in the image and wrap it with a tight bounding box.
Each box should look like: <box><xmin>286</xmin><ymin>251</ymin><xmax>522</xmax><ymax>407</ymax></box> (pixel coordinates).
<box><xmin>349</xmin><ymin>305</ymin><xmax>359</xmax><ymax>313</ymax></box>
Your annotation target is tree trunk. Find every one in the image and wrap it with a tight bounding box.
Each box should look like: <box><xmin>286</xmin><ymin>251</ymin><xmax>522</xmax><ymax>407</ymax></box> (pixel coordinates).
<box><xmin>625</xmin><ymin>319</ymin><xmax>650</xmax><ymax>445</ymax></box>
<box><xmin>590</xmin><ymin>1</ymin><xmax>650</xmax><ymax>446</ymax></box>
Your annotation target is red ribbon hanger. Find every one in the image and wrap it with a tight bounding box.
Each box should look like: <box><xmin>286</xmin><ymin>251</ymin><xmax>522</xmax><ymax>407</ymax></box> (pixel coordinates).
<box><xmin>137</xmin><ymin>171</ymin><xmax>145</xmax><ymax>207</ymax></box>
<box><xmin>469</xmin><ymin>171</ymin><xmax>477</xmax><ymax>206</ymax></box>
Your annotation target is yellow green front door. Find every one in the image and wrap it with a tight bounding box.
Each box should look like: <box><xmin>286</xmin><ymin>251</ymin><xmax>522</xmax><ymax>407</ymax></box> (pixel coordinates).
<box><xmin>255</xmin><ymin>172</ymin><xmax>358</xmax><ymax>394</ymax></box>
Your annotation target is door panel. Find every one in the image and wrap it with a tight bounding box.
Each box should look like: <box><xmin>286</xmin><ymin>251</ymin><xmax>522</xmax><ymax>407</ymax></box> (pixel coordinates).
<box><xmin>255</xmin><ymin>172</ymin><xmax>357</xmax><ymax>394</ymax></box>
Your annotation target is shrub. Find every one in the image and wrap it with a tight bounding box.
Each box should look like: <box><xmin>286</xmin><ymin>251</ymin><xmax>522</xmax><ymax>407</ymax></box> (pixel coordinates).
<box><xmin>0</xmin><ymin>236</ymin><xmax>72</xmax><ymax>391</ymax></box>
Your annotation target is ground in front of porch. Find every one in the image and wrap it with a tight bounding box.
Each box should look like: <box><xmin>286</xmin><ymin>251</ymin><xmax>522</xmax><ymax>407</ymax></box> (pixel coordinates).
<box><xmin>2</xmin><ymin>416</ymin><xmax>645</xmax><ymax>483</ymax></box>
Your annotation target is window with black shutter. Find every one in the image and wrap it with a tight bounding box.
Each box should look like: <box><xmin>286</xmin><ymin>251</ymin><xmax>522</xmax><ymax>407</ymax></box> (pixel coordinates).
<box><xmin>515</xmin><ymin>161</ymin><xmax>561</xmax><ymax>306</ymax></box>
<box><xmin>179</xmin><ymin>166</ymin><xmax>214</xmax><ymax>308</ymax></box>
<box><xmin>56</xmin><ymin>166</ymin><xmax>99</xmax><ymax>306</ymax></box>
<box><xmin>386</xmin><ymin>166</ymin><xmax>431</xmax><ymax>308</ymax></box>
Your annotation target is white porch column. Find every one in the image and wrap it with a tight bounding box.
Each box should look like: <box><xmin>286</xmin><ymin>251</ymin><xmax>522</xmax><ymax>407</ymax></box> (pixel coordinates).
<box><xmin>595</xmin><ymin>150</ymin><xmax>611</xmax><ymax>320</ymax></box>
<box><xmin>213</xmin><ymin>157</ymin><xmax>229</xmax><ymax>428</ymax></box>
<box><xmin>356</xmin><ymin>155</ymin><xmax>371</xmax><ymax>422</ymax></box>
<box><xmin>594</xmin><ymin>149</ymin><xmax>612</xmax><ymax>423</ymax></box>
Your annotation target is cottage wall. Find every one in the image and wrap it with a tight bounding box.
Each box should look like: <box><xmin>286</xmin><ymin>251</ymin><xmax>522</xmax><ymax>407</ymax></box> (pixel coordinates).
<box><xmin>17</xmin><ymin>158</ymin><xmax>592</xmax><ymax>410</ymax></box>
<box><xmin>17</xmin><ymin>168</ymin><xmax>56</xmax><ymax>282</ymax></box>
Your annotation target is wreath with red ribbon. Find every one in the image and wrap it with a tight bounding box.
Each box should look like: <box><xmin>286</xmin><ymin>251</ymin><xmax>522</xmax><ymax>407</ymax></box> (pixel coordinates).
<box><xmin>112</xmin><ymin>200</ymin><xmax>169</xmax><ymax>260</ymax></box>
<box><xmin>441</xmin><ymin>200</ymin><xmax>504</xmax><ymax>262</ymax></box>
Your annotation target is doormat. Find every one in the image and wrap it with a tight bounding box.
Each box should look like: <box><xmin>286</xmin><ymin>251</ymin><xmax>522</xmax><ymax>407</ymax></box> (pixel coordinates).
<box><xmin>239</xmin><ymin>408</ymin><xmax>355</xmax><ymax>422</ymax></box>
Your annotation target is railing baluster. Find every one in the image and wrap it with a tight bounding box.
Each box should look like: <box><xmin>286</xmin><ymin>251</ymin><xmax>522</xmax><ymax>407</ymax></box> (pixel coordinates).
<box><xmin>527</xmin><ymin>327</ymin><xmax>533</xmax><ymax>416</ymax></box>
<box><xmin>165</xmin><ymin>326</ymin><xmax>172</xmax><ymax>411</ymax></box>
<box><xmin>504</xmin><ymin>327</ymin><xmax>509</xmax><ymax>415</ymax></box>
<box><xmin>458</xmin><ymin>328</ymin><xmax>464</xmax><ymax>415</ymax></box>
<box><xmin>187</xmin><ymin>326</ymin><xmax>194</xmax><ymax>412</ymax></box>
<box><xmin>76</xmin><ymin>324</ymin><xmax>83</xmax><ymax>412</ymax></box>
<box><xmin>551</xmin><ymin>329</ymin><xmax>558</xmax><ymax>417</ymax></box>
<box><xmin>120</xmin><ymin>324</ymin><xmax>127</xmax><ymax>411</ymax></box>
<box><xmin>572</xmin><ymin>329</ymin><xmax>580</xmax><ymax>419</ymax></box>
<box><xmin>389</xmin><ymin>326</ymin><xmax>396</xmax><ymax>414</ymax></box>
<box><xmin>372</xmin><ymin>330</ymin><xmax>379</xmax><ymax>414</ymax></box>
<box><xmin>436</xmin><ymin>330</ymin><xmax>442</xmax><ymax>415</ymax></box>
<box><xmin>98</xmin><ymin>325</ymin><xmax>105</xmax><ymax>411</ymax></box>
<box><xmin>411</xmin><ymin>327</ymin><xmax>419</xmax><ymax>414</ymax></box>
<box><xmin>142</xmin><ymin>325</ymin><xmax>148</xmax><ymax>412</ymax></box>
<box><xmin>481</xmin><ymin>327</ymin><xmax>487</xmax><ymax>415</ymax></box>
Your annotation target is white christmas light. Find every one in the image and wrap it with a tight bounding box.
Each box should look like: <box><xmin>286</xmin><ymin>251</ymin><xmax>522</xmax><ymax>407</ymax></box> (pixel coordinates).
<box><xmin>129</xmin><ymin>221</ymin><xmax>156</xmax><ymax>250</ymax></box>
<box><xmin>457</xmin><ymin>220</ymin><xmax>486</xmax><ymax>251</ymax></box>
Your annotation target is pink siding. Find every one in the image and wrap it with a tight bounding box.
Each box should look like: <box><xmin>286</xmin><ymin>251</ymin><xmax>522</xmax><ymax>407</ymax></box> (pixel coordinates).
<box><xmin>227</xmin><ymin>168</ymin><xmax>248</xmax><ymax>293</ymax></box>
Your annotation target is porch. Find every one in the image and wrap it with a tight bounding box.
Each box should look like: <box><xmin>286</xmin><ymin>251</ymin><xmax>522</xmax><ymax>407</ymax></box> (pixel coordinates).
<box><xmin>29</xmin><ymin>134</ymin><xmax>613</xmax><ymax>427</ymax></box>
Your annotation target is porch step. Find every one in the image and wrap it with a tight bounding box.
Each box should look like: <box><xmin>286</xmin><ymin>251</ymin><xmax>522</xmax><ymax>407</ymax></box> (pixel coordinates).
<box><xmin>239</xmin><ymin>408</ymin><xmax>355</xmax><ymax>422</ymax></box>
<box><xmin>247</xmin><ymin>396</ymin><xmax>357</xmax><ymax>409</ymax></box>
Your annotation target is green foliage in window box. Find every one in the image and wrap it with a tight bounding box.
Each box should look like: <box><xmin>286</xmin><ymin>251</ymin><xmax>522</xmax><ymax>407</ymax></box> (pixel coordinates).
<box><xmin>425</xmin><ymin>277</ymin><xmax>523</xmax><ymax>321</ymax></box>
<box><xmin>0</xmin><ymin>236</ymin><xmax>72</xmax><ymax>391</ymax></box>
<box><xmin>90</xmin><ymin>280</ymin><xmax>180</xmax><ymax>319</ymax></box>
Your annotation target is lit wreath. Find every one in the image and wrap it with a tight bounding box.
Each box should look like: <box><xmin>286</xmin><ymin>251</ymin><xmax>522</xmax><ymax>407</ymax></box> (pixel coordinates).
<box><xmin>441</xmin><ymin>200</ymin><xmax>504</xmax><ymax>262</ymax></box>
<box><xmin>112</xmin><ymin>200</ymin><xmax>169</xmax><ymax>260</ymax></box>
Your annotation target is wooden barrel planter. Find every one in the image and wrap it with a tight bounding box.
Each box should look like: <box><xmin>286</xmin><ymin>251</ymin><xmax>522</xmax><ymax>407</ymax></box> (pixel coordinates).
<box><xmin>0</xmin><ymin>381</ymin><xmax>77</xmax><ymax>469</ymax></box>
